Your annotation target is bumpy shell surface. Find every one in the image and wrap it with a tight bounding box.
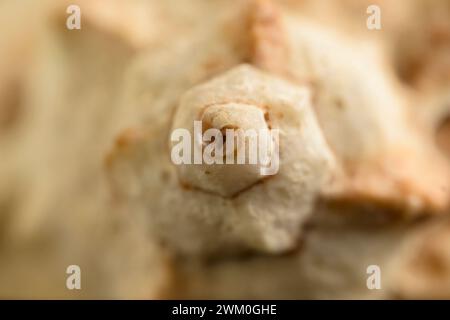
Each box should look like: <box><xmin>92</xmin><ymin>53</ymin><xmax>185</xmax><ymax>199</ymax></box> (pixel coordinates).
<box><xmin>108</xmin><ymin>65</ymin><xmax>334</xmax><ymax>256</ymax></box>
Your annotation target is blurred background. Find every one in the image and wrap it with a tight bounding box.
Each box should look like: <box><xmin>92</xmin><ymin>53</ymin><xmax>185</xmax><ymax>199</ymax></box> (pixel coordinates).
<box><xmin>0</xmin><ymin>0</ymin><xmax>449</xmax><ymax>298</ymax></box>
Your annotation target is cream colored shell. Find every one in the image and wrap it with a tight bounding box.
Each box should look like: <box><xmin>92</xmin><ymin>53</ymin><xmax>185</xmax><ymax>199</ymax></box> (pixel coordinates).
<box><xmin>281</xmin><ymin>16</ymin><xmax>450</xmax><ymax>212</ymax></box>
<box><xmin>109</xmin><ymin>65</ymin><xmax>334</xmax><ymax>256</ymax></box>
